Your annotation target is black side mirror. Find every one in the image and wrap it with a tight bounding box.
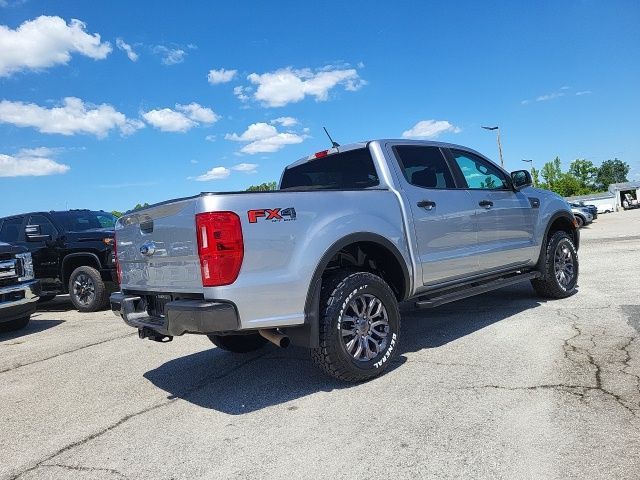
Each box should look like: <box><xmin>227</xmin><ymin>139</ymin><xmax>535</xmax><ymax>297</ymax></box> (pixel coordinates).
<box><xmin>25</xmin><ymin>224</ymin><xmax>52</xmax><ymax>242</ymax></box>
<box><xmin>511</xmin><ymin>170</ymin><xmax>533</xmax><ymax>190</ymax></box>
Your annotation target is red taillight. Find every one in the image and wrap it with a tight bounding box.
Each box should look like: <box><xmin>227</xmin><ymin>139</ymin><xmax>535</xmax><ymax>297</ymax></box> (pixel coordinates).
<box><xmin>196</xmin><ymin>212</ymin><xmax>244</xmax><ymax>287</ymax></box>
<box><xmin>113</xmin><ymin>234</ymin><xmax>122</xmax><ymax>284</ymax></box>
<box><xmin>314</xmin><ymin>150</ymin><xmax>329</xmax><ymax>158</ymax></box>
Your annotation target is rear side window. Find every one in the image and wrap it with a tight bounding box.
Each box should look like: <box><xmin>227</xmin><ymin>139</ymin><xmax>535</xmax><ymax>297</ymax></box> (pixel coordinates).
<box><xmin>393</xmin><ymin>146</ymin><xmax>455</xmax><ymax>189</ymax></box>
<box><xmin>0</xmin><ymin>217</ymin><xmax>24</xmax><ymax>242</ymax></box>
<box><xmin>280</xmin><ymin>148</ymin><xmax>379</xmax><ymax>190</ymax></box>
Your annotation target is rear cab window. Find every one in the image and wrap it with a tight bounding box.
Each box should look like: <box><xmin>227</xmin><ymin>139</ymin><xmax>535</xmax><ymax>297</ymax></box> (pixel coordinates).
<box><xmin>393</xmin><ymin>145</ymin><xmax>456</xmax><ymax>189</ymax></box>
<box><xmin>280</xmin><ymin>148</ymin><xmax>379</xmax><ymax>190</ymax></box>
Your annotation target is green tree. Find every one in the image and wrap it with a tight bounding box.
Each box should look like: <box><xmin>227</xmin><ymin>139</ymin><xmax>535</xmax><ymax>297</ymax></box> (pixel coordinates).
<box><xmin>111</xmin><ymin>210</ymin><xmax>123</xmax><ymax>218</ymax></box>
<box><xmin>133</xmin><ymin>203</ymin><xmax>150</xmax><ymax>210</ymax></box>
<box><xmin>246</xmin><ymin>182</ymin><xmax>277</xmax><ymax>192</ymax></box>
<box><xmin>596</xmin><ymin>158</ymin><xmax>630</xmax><ymax>190</ymax></box>
<box><xmin>569</xmin><ymin>159</ymin><xmax>598</xmax><ymax>191</ymax></box>
<box><xmin>530</xmin><ymin>166</ymin><xmax>540</xmax><ymax>187</ymax></box>
<box><xmin>540</xmin><ymin>157</ymin><xmax>562</xmax><ymax>190</ymax></box>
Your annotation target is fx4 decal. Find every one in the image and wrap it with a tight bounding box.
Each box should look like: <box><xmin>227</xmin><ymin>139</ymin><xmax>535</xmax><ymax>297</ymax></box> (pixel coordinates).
<box><xmin>248</xmin><ymin>207</ymin><xmax>297</xmax><ymax>223</ymax></box>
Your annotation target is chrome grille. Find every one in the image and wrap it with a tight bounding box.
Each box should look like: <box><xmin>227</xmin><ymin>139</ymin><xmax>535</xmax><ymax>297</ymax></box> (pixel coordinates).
<box><xmin>0</xmin><ymin>259</ymin><xmax>17</xmax><ymax>279</ymax></box>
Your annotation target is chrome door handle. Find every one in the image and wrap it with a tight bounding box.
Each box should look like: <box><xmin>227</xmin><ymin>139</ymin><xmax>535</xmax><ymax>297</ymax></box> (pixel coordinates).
<box><xmin>479</xmin><ymin>200</ymin><xmax>493</xmax><ymax>208</ymax></box>
<box><xmin>417</xmin><ymin>200</ymin><xmax>436</xmax><ymax>210</ymax></box>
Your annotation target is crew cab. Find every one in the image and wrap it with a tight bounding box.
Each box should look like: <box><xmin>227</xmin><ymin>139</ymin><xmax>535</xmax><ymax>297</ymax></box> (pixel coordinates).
<box><xmin>111</xmin><ymin>140</ymin><xmax>580</xmax><ymax>381</ymax></box>
<box><xmin>0</xmin><ymin>242</ymin><xmax>40</xmax><ymax>332</ymax></box>
<box><xmin>0</xmin><ymin>210</ymin><xmax>118</xmax><ymax>312</ymax></box>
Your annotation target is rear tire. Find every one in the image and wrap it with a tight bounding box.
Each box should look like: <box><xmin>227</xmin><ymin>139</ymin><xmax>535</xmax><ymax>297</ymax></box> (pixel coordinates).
<box><xmin>311</xmin><ymin>270</ymin><xmax>400</xmax><ymax>382</ymax></box>
<box><xmin>0</xmin><ymin>316</ymin><xmax>30</xmax><ymax>332</ymax></box>
<box><xmin>531</xmin><ymin>231</ymin><xmax>579</xmax><ymax>299</ymax></box>
<box><xmin>68</xmin><ymin>266</ymin><xmax>108</xmax><ymax>312</ymax></box>
<box><xmin>208</xmin><ymin>333</ymin><xmax>268</xmax><ymax>353</ymax></box>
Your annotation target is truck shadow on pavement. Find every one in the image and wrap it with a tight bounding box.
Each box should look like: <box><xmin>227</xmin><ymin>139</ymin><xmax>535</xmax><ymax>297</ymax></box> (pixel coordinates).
<box><xmin>144</xmin><ymin>283</ymin><xmax>545</xmax><ymax>415</ymax></box>
<box><xmin>0</xmin><ymin>319</ymin><xmax>64</xmax><ymax>341</ymax></box>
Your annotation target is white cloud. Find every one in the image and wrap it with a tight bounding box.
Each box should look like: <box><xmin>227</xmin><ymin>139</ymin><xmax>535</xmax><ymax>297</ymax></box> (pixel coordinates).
<box><xmin>176</xmin><ymin>102</ymin><xmax>219</xmax><ymax>123</ymax></box>
<box><xmin>271</xmin><ymin>116</ymin><xmax>297</xmax><ymax>127</ymax></box>
<box><xmin>225</xmin><ymin>122</ymin><xmax>305</xmax><ymax>154</ymax></box>
<box><xmin>0</xmin><ymin>147</ymin><xmax>70</xmax><ymax>177</ymax></box>
<box><xmin>576</xmin><ymin>90</ymin><xmax>592</xmax><ymax>96</ymax></box>
<box><xmin>0</xmin><ymin>97</ymin><xmax>144</xmax><ymax>137</ymax></box>
<box><xmin>207</xmin><ymin>68</ymin><xmax>237</xmax><ymax>84</ymax></box>
<box><xmin>116</xmin><ymin>37</ymin><xmax>138</xmax><ymax>62</ymax></box>
<box><xmin>195</xmin><ymin>166</ymin><xmax>231</xmax><ymax>181</ymax></box>
<box><xmin>0</xmin><ymin>15</ymin><xmax>111</xmax><ymax>77</ymax></box>
<box><xmin>142</xmin><ymin>108</ymin><xmax>195</xmax><ymax>132</ymax></box>
<box><xmin>402</xmin><ymin>120</ymin><xmax>461</xmax><ymax>139</ymax></box>
<box><xmin>536</xmin><ymin>92</ymin><xmax>565</xmax><ymax>102</ymax></box>
<box><xmin>232</xmin><ymin>163</ymin><xmax>258</xmax><ymax>174</ymax></box>
<box><xmin>234</xmin><ymin>86</ymin><xmax>251</xmax><ymax>102</ymax></box>
<box><xmin>205</xmin><ymin>134</ymin><xmax>216</xmax><ymax>142</ymax></box>
<box><xmin>142</xmin><ymin>102</ymin><xmax>218</xmax><ymax>132</ymax></box>
<box><xmin>153</xmin><ymin>45</ymin><xmax>186</xmax><ymax>65</ymax></box>
<box><xmin>245</xmin><ymin>66</ymin><xmax>366</xmax><ymax>107</ymax></box>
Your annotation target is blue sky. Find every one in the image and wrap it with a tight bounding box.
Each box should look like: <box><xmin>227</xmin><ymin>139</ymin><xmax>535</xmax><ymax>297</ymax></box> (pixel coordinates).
<box><xmin>1</xmin><ymin>0</ymin><xmax>639</xmax><ymax>216</ymax></box>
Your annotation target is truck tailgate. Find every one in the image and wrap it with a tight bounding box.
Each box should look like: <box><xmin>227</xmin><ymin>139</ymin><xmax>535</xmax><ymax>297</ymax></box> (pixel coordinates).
<box><xmin>116</xmin><ymin>198</ymin><xmax>202</xmax><ymax>293</ymax></box>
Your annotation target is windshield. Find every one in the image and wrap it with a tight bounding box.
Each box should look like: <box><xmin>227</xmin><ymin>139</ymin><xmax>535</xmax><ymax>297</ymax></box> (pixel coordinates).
<box><xmin>52</xmin><ymin>211</ymin><xmax>116</xmax><ymax>232</ymax></box>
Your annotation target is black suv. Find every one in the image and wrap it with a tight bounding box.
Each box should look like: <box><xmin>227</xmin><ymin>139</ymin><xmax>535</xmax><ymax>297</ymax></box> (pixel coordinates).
<box><xmin>0</xmin><ymin>210</ymin><xmax>118</xmax><ymax>312</ymax></box>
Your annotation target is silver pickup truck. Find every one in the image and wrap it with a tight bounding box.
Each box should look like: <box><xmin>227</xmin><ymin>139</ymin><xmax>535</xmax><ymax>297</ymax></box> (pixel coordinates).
<box><xmin>111</xmin><ymin>140</ymin><xmax>579</xmax><ymax>381</ymax></box>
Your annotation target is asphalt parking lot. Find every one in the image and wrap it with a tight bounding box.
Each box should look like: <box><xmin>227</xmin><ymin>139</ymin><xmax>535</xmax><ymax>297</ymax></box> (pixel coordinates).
<box><xmin>1</xmin><ymin>210</ymin><xmax>639</xmax><ymax>480</ymax></box>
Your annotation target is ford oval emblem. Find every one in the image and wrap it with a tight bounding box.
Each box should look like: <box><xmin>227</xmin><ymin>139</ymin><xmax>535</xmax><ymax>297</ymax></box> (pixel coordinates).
<box><xmin>140</xmin><ymin>241</ymin><xmax>156</xmax><ymax>256</ymax></box>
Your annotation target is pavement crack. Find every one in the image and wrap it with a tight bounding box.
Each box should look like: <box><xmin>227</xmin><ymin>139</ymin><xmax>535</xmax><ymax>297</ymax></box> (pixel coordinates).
<box><xmin>39</xmin><ymin>463</ymin><xmax>129</xmax><ymax>479</ymax></box>
<box><xmin>8</xmin><ymin>350</ymin><xmax>270</xmax><ymax>480</ymax></box>
<box><xmin>0</xmin><ymin>332</ymin><xmax>137</xmax><ymax>375</ymax></box>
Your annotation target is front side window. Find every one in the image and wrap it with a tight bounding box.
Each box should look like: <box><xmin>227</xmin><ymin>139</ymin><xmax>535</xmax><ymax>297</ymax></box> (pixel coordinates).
<box><xmin>393</xmin><ymin>146</ymin><xmax>455</xmax><ymax>189</ymax></box>
<box><xmin>451</xmin><ymin>150</ymin><xmax>509</xmax><ymax>190</ymax></box>
<box><xmin>27</xmin><ymin>215</ymin><xmax>58</xmax><ymax>237</ymax></box>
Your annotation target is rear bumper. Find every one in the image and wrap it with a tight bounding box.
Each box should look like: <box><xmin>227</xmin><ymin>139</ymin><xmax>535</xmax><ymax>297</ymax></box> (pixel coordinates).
<box><xmin>110</xmin><ymin>292</ymin><xmax>239</xmax><ymax>337</ymax></box>
<box><xmin>0</xmin><ymin>280</ymin><xmax>40</xmax><ymax>323</ymax></box>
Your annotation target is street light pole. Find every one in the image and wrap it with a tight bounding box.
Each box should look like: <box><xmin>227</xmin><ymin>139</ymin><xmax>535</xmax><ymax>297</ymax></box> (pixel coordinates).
<box><xmin>522</xmin><ymin>159</ymin><xmax>533</xmax><ymax>168</ymax></box>
<box><xmin>482</xmin><ymin>126</ymin><xmax>504</xmax><ymax>168</ymax></box>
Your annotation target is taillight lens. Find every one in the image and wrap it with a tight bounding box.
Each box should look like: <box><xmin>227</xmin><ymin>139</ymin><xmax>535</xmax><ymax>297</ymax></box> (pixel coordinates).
<box><xmin>196</xmin><ymin>212</ymin><xmax>244</xmax><ymax>287</ymax></box>
<box><xmin>113</xmin><ymin>234</ymin><xmax>122</xmax><ymax>284</ymax></box>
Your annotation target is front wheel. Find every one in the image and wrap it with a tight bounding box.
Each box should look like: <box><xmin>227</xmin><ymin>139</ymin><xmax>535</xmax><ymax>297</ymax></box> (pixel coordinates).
<box><xmin>531</xmin><ymin>231</ymin><xmax>579</xmax><ymax>299</ymax></box>
<box><xmin>68</xmin><ymin>266</ymin><xmax>108</xmax><ymax>312</ymax></box>
<box><xmin>311</xmin><ymin>271</ymin><xmax>400</xmax><ymax>382</ymax></box>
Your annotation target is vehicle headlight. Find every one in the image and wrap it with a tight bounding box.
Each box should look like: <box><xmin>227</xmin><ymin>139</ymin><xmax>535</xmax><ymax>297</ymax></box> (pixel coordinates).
<box><xmin>16</xmin><ymin>252</ymin><xmax>34</xmax><ymax>282</ymax></box>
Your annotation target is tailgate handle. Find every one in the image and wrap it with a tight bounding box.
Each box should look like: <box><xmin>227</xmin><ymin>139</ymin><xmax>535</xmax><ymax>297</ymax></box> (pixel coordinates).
<box><xmin>479</xmin><ymin>200</ymin><xmax>493</xmax><ymax>208</ymax></box>
<box><xmin>140</xmin><ymin>220</ymin><xmax>154</xmax><ymax>234</ymax></box>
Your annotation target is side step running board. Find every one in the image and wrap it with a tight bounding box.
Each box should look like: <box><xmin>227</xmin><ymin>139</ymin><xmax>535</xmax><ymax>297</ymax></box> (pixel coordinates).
<box><xmin>414</xmin><ymin>271</ymin><xmax>541</xmax><ymax>309</ymax></box>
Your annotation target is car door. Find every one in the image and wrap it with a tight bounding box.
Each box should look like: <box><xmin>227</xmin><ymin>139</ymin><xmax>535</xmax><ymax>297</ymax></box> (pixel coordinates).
<box><xmin>447</xmin><ymin>148</ymin><xmax>536</xmax><ymax>272</ymax></box>
<box><xmin>388</xmin><ymin>144</ymin><xmax>478</xmax><ymax>286</ymax></box>
<box><xmin>25</xmin><ymin>214</ymin><xmax>61</xmax><ymax>283</ymax></box>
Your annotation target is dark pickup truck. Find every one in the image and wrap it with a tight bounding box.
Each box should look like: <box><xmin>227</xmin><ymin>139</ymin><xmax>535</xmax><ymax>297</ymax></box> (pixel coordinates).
<box><xmin>0</xmin><ymin>242</ymin><xmax>40</xmax><ymax>331</ymax></box>
<box><xmin>0</xmin><ymin>210</ymin><xmax>118</xmax><ymax>312</ymax></box>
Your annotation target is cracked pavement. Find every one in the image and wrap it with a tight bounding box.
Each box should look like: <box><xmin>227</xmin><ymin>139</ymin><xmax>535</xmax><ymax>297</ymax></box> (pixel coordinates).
<box><xmin>1</xmin><ymin>210</ymin><xmax>639</xmax><ymax>479</ymax></box>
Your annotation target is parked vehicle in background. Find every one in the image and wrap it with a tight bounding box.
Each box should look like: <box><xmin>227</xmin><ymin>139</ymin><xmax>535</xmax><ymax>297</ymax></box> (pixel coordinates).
<box><xmin>0</xmin><ymin>242</ymin><xmax>40</xmax><ymax>332</ymax></box>
<box><xmin>111</xmin><ymin>139</ymin><xmax>580</xmax><ymax>382</ymax></box>
<box><xmin>596</xmin><ymin>203</ymin><xmax>614</xmax><ymax>214</ymax></box>
<box><xmin>570</xmin><ymin>202</ymin><xmax>597</xmax><ymax>220</ymax></box>
<box><xmin>0</xmin><ymin>210</ymin><xmax>118</xmax><ymax>312</ymax></box>
<box><xmin>622</xmin><ymin>193</ymin><xmax>639</xmax><ymax>210</ymax></box>
<box><xmin>571</xmin><ymin>206</ymin><xmax>593</xmax><ymax>227</ymax></box>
